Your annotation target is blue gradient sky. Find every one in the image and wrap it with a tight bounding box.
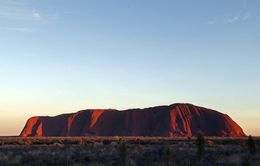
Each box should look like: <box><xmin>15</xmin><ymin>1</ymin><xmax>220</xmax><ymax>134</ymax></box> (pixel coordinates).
<box><xmin>0</xmin><ymin>0</ymin><xmax>259</xmax><ymax>136</ymax></box>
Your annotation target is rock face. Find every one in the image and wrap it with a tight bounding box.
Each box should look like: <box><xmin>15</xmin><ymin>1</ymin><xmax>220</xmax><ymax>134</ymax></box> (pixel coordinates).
<box><xmin>20</xmin><ymin>103</ymin><xmax>245</xmax><ymax>137</ymax></box>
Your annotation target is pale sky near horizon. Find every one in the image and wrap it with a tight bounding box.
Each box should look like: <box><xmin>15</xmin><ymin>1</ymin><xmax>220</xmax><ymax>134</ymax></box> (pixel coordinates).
<box><xmin>0</xmin><ymin>0</ymin><xmax>259</xmax><ymax>136</ymax></box>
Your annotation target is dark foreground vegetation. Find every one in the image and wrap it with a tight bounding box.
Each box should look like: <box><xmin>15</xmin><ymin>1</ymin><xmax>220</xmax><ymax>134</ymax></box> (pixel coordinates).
<box><xmin>0</xmin><ymin>136</ymin><xmax>259</xmax><ymax>166</ymax></box>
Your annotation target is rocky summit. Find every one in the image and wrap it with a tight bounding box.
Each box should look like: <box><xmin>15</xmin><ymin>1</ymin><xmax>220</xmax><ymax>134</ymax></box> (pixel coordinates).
<box><xmin>20</xmin><ymin>103</ymin><xmax>245</xmax><ymax>137</ymax></box>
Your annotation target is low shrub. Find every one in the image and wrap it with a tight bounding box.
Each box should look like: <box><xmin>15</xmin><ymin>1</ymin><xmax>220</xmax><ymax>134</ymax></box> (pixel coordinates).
<box><xmin>248</xmin><ymin>135</ymin><xmax>256</xmax><ymax>155</ymax></box>
<box><xmin>196</xmin><ymin>132</ymin><xmax>205</xmax><ymax>160</ymax></box>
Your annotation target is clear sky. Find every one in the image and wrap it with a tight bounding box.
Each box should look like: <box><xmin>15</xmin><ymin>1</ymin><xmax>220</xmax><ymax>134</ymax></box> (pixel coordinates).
<box><xmin>0</xmin><ymin>0</ymin><xmax>259</xmax><ymax>136</ymax></box>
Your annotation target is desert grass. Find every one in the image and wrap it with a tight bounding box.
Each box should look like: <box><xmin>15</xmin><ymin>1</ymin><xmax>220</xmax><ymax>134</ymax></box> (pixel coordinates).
<box><xmin>0</xmin><ymin>136</ymin><xmax>259</xmax><ymax>166</ymax></box>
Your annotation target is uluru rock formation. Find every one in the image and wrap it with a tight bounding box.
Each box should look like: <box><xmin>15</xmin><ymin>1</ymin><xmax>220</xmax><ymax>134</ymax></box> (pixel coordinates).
<box><xmin>20</xmin><ymin>103</ymin><xmax>245</xmax><ymax>137</ymax></box>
